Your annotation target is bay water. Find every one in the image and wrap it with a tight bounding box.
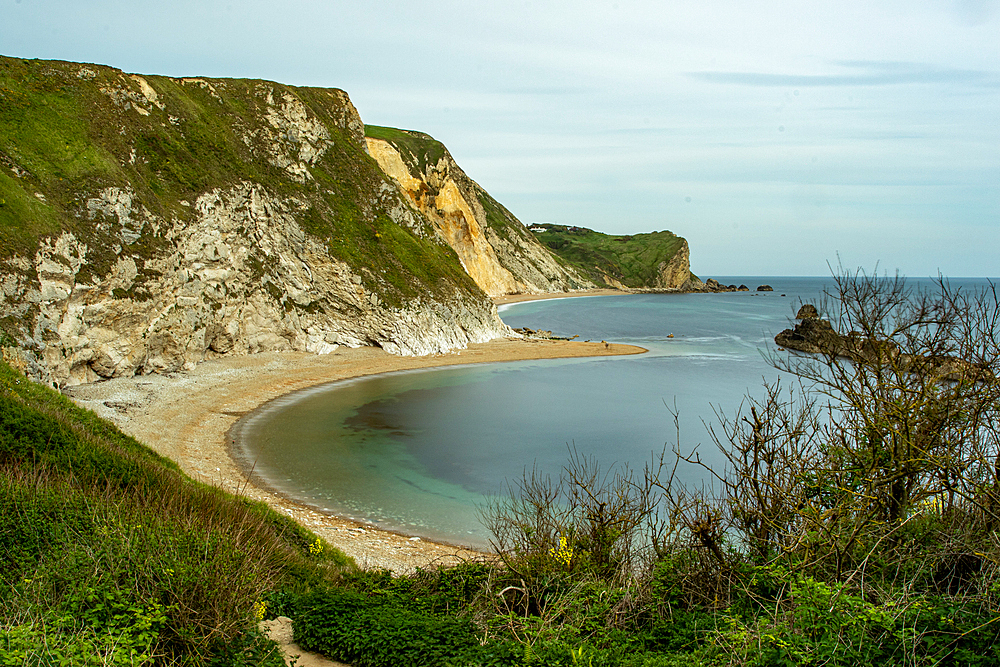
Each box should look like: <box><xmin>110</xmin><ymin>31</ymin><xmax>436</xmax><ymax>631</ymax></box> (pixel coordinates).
<box><xmin>234</xmin><ymin>277</ymin><xmax>990</xmax><ymax>547</ymax></box>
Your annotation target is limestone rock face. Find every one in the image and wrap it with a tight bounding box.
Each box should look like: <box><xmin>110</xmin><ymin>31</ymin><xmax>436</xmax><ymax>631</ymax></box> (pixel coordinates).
<box><xmin>366</xmin><ymin>135</ymin><xmax>594</xmax><ymax>297</ymax></box>
<box><xmin>3</xmin><ymin>183</ymin><xmax>510</xmax><ymax>387</ymax></box>
<box><xmin>653</xmin><ymin>239</ymin><xmax>693</xmax><ymax>290</ymax></box>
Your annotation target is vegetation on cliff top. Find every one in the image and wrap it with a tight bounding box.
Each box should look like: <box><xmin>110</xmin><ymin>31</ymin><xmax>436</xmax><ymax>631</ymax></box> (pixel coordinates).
<box><xmin>365</xmin><ymin>124</ymin><xmax>447</xmax><ymax>177</ymax></box>
<box><xmin>529</xmin><ymin>223</ymin><xmax>687</xmax><ymax>288</ymax></box>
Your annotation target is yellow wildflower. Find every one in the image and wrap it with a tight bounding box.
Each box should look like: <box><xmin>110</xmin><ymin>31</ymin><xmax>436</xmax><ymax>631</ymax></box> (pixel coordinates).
<box><xmin>549</xmin><ymin>535</ymin><xmax>573</xmax><ymax>567</ymax></box>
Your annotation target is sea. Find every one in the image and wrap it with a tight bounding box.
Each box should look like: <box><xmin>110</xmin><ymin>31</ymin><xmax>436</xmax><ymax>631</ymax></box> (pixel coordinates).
<box><xmin>233</xmin><ymin>276</ymin><xmax>994</xmax><ymax>548</ymax></box>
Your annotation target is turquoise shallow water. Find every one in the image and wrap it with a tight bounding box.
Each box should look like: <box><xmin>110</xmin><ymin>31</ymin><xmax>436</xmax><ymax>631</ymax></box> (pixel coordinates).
<box><xmin>234</xmin><ymin>277</ymin><xmax>993</xmax><ymax>547</ymax></box>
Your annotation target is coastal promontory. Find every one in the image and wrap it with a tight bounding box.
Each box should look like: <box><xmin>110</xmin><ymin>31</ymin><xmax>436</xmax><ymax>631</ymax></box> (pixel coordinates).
<box><xmin>0</xmin><ymin>56</ymin><xmax>693</xmax><ymax>387</ymax></box>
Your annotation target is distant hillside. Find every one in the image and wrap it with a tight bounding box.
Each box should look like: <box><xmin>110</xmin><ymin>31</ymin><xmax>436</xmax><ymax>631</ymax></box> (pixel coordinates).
<box><xmin>528</xmin><ymin>223</ymin><xmax>697</xmax><ymax>290</ymax></box>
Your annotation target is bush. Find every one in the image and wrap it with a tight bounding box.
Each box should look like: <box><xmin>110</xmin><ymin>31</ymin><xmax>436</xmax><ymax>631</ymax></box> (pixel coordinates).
<box><xmin>293</xmin><ymin>589</ymin><xmax>480</xmax><ymax>666</ymax></box>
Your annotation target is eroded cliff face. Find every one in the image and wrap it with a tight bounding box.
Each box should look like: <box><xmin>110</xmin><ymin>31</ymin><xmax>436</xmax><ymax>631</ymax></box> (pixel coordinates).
<box><xmin>3</xmin><ymin>183</ymin><xmax>508</xmax><ymax>386</ymax></box>
<box><xmin>365</xmin><ymin>131</ymin><xmax>594</xmax><ymax>297</ymax></box>
<box><xmin>367</xmin><ymin>137</ymin><xmax>521</xmax><ymax>296</ymax></box>
<box><xmin>653</xmin><ymin>239</ymin><xmax>694</xmax><ymax>290</ymax></box>
<box><xmin>0</xmin><ymin>57</ymin><xmax>512</xmax><ymax>387</ymax></box>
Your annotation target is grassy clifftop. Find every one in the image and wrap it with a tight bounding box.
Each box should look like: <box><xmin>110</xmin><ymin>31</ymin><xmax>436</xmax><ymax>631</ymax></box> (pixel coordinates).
<box><xmin>529</xmin><ymin>223</ymin><xmax>689</xmax><ymax>288</ymax></box>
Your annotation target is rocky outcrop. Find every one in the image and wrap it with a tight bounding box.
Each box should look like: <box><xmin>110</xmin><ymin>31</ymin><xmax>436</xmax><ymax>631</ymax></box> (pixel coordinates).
<box><xmin>4</xmin><ymin>183</ymin><xmax>509</xmax><ymax>386</ymax></box>
<box><xmin>365</xmin><ymin>130</ymin><xmax>594</xmax><ymax>297</ymax></box>
<box><xmin>796</xmin><ymin>304</ymin><xmax>819</xmax><ymax>319</ymax></box>
<box><xmin>774</xmin><ymin>306</ymin><xmax>992</xmax><ymax>381</ymax></box>
<box><xmin>0</xmin><ymin>57</ymin><xmax>514</xmax><ymax>387</ymax></box>
<box><xmin>698</xmin><ymin>279</ymin><xmax>740</xmax><ymax>293</ymax></box>
<box><xmin>774</xmin><ymin>317</ymin><xmax>855</xmax><ymax>356</ymax></box>
<box><xmin>775</xmin><ymin>305</ymin><xmax>901</xmax><ymax>361</ymax></box>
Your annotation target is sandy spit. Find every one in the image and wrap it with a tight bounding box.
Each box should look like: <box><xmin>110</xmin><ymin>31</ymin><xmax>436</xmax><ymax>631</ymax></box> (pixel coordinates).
<box><xmin>65</xmin><ymin>338</ymin><xmax>644</xmax><ymax>573</ymax></box>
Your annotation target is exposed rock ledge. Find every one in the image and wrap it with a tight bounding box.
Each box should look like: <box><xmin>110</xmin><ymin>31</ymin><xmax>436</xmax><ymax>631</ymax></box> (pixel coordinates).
<box><xmin>3</xmin><ymin>183</ymin><xmax>511</xmax><ymax>387</ymax></box>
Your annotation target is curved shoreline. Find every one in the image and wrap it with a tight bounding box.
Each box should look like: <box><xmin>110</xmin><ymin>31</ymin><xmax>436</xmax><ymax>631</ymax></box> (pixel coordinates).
<box><xmin>224</xmin><ymin>365</ymin><xmax>497</xmax><ymax>552</ymax></box>
<box><xmin>65</xmin><ymin>337</ymin><xmax>645</xmax><ymax>572</ymax></box>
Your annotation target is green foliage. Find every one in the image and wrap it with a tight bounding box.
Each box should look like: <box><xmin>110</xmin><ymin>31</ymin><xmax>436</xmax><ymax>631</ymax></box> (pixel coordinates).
<box><xmin>0</xmin><ymin>359</ymin><xmax>354</xmax><ymax>663</ymax></box>
<box><xmin>332</xmin><ymin>562</ymin><xmax>494</xmax><ymax>615</ymax></box>
<box><xmin>529</xmin><ymin>223</ymin><xmax>685</xmax><ymax>288</ymax></box>
<box><xmin>0</xmin><ymin>622</ymin><xmax>159</xmax><ymax>667</ymax></box>
<box><xmin>710</xmin><ymin>577</ymin><xmax>1000</xmax><ymax>667</ymax></box>
<box><xmin>294</xmin><ymin>589</ymin><xmax>479</xmax><ymax>667</ymax></box>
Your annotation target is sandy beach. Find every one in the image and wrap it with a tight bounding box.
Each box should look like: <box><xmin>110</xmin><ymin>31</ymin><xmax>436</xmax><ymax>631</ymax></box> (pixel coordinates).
<box><xmin>65</xmin><ymin>336</ymin><xmax>644</xmax><ymax>572</ymax></box>
<box><xmin>493</xmin><ymin>288</ymin><xmax>629</xmax><ymax>305</ymax></box>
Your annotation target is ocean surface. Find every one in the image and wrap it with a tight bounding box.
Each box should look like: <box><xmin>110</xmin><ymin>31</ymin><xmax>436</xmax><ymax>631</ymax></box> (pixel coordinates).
<box><xmin>234</xmin><ymin>276</ymin><xmax>993</xmax><ymax>547</ymax></box>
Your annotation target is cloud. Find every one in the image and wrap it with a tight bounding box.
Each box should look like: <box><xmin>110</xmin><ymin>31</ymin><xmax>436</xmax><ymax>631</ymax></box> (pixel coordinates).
<box><xmin>688</xmin><ymin>61</ymin><xmax>999</xmax><ymax>88</ymax></box>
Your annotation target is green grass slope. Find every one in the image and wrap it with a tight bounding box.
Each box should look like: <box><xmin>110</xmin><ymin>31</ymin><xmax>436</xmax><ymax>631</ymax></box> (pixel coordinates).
<box><xmin>529</xmin><ymin>223</ymin><xmax>687</xmax><ymax>288</ymax></box>
<box><xmin>0</xmin><ymin>358</ymin><xmax>352</xmax><ymax>664</ymax></box>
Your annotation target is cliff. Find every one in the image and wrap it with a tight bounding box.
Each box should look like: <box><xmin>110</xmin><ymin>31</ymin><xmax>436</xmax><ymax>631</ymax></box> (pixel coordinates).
<box><xmin>364</xmin><ymin>126</ymin><xmax>595</xmax><ymax>297</ymax></box>
<box><xmin>527</xmin><ymin>224</ymin><xmax>697</xmax><ymax>290</ymax></box>
<box><xmin>0</xmin><ymin>56</ymin><xmax>511</xmax><ymax>386</ymax></box>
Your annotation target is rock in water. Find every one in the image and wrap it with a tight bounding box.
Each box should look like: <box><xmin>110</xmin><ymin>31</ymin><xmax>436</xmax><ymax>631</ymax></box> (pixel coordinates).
<box><xmin>774</xmin><ymin>318</ymin><xmax>846</xmax><ymax>355</ymax></box>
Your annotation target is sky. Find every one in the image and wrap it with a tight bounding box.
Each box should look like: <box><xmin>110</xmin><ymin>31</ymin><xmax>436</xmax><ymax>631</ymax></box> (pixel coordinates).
<box><xmin>3</xmin><ymin>0</ymin><xmax>998</xmax><ymax>276</ymax></box>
